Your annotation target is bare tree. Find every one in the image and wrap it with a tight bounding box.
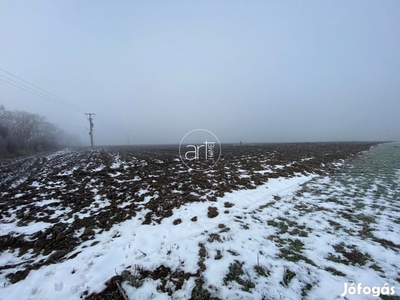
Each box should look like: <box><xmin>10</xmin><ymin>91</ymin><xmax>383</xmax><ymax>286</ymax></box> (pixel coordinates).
<box><xmin>0</xmin><ymin>106</ymin><xmax>81</xmax><ymax>157</ymax></box>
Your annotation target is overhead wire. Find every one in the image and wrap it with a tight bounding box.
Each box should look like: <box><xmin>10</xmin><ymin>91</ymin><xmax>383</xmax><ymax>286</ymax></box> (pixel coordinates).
<box><xmin>1</xmin><ymin>67</ymin><xmax>130</xmax><ymax>145</ymax></box>
<box><xmin>0</xmin><ymin>76</ymin><xmax>83</xmax><ymax>113</ymax></box>
<box><xmin>53</xmin><ymin>123</ymin><xmax>86</xmax><ymax>129</ymax></box>
<box><xmin>0</xmin><ymin>67</ymin><xmax>87</xmax><ymax>112</ymax></box>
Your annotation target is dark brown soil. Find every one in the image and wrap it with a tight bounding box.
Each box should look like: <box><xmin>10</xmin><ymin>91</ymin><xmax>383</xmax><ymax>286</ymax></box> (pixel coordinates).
<box><xmin>0</xmin><ymin>142</ymin><xmax>379</xmax><ymax>291</ymax></box>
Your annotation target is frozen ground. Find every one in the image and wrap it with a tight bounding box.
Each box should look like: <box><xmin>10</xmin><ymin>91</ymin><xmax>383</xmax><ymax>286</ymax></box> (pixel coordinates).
<box><xmin>0</xmin><ymin>142</ymin><xmax>399</xmax><ymax>299</ymax></box>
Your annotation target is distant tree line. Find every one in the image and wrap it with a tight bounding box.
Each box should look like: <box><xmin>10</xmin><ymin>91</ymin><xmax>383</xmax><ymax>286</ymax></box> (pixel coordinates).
<box><xmin>0</xmin><ymin>105</ymin><xmax>81</xmax><ymax>157</ymax></box>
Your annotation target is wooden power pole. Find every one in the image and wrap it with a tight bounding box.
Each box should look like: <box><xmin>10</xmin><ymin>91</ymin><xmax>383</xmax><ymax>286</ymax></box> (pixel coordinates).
<box><xmin>85</xmin><ymin>113</ymin><xmax>95</xmax><ymax>148</ymax></box>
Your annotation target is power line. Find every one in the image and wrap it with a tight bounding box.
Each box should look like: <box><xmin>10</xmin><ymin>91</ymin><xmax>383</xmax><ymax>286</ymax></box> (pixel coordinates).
<box><xmin>0</xmin><ymin>67</ymin><xmax>130</xmax><ymax>145</ymax></box>
<box><xmin>0</xmin><ymin>67</ymin><xmax>87</xmax><ymax>112</ymax></box>
<box><xmin>0</xmin><ymin>76</ymin><xmax>83</xmax><ymax>113</ymax></box>
<box><xmin>53</xmin><ymin>123</ymin><xmax>86</xmax><ymax>129</ymax></box>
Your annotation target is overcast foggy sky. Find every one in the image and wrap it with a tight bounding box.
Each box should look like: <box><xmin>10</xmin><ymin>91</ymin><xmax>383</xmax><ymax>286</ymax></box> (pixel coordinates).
<box><xmin>1</xmin><ymin>1</ymin><xmax>399</xmax><ymax>146</ymax></box>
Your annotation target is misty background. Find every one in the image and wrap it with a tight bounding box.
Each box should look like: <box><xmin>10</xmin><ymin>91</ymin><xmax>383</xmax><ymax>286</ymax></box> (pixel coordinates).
<box><xmin>1</xmin><ymin>1</ymin><xmax>399</xmax><ymax>146</ymax></box>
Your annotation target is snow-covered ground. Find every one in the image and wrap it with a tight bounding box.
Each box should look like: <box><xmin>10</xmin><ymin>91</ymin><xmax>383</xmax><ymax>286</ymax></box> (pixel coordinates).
<box><xmin>0</xmin><ymin>143</ymin><xmax>399</xmax><ymax>299</ymax></box>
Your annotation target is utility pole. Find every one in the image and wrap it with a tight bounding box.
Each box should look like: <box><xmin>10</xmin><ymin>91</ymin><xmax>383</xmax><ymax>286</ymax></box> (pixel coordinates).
<box><xmin>85</xmin><ymin>113</ymin><xmax>95</xmax><ymax>148</ymax></box>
